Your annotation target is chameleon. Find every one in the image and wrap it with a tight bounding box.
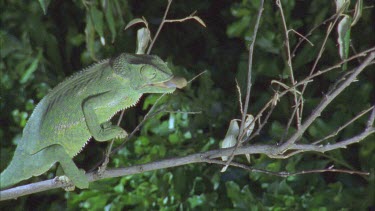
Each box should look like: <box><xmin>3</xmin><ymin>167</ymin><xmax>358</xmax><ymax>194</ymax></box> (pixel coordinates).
<box><xmin>0</xmin><ymin>53</ymin><xmax>187</xmax><ymax>190</ymax></box>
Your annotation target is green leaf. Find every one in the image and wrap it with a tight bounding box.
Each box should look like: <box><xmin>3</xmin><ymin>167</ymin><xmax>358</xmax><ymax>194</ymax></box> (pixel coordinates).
<box><xmin>90</xmin><ymin>6</ymin><xmax>105</xmax><ymax>45</ymax></box>
<box><xmin>124</xmin><ymin>18</ymin><xmax>148</xmax><ymax>31</ymax></box>
<box><xmin>168</xmin><ymin>133</ymin><xmax>180</xmax><ymax>145</ymax></box>
<box><xmin>134</xmin><ymin>136</ymin><xmax>150</xmax><ymax>154</ymax></box>
<box><xmin>226</xmin><ymin>16</ymin><xmax>251</xmax><ymax>38</ymax></box>
<box><xmin>20</xmin><ymin>50</ymin><xmax>42</xmax><ymax>84</ymax></box>
<box><xmin>277</xmin><ymin>180</ymin><xmax>294</xmax><ymax>195</ymax></box>
<box><xmin>308</xmin><ymin>118</ymin><xmax>332</xmax><ymax>139</ymax></box>
<box><xmin>114</xmin><ymin>183</ymin><xmax>124</xmax><ymax>193</ymax></box>
<box><xmin>335</xmin><ymin>0</ymin><xmax>349</xmax><ymax>13</ymax></box>
<box><xmin>337</xmin><ymin>15</ymin><xmax>351</xmax><ymax>70</ymax></box>
<box><xmin>38</xmin><ymin>0</ymin><xmax>51</xmax><ymax>14</ymax></box>
<box><xmin>187</xmin><ymin>194</ymin><xmax>206</xmax><ymax>208</ymax></box>
<box><xmin>226</xmin><ymin>182</ymin><xmax>255</xmax><ymax>209</ymax></box>
<box><xmin>104</xmin><ymin>2</ymin><xmax>117</xmax><ymax>43</ymax></box>
<box><xmin>85</xmin><ymin>14</ymin><xmax>97</xmax><ymax>60</ymax></box>
<box><xmin>269</xmin><ymin>121</ymin><xmax>285</xmax><ymax>139</ymax></box>
<box><xmin>351</xmin><ymin>0</ymin><xmax>363</xmax><ymax>26</ymax></box>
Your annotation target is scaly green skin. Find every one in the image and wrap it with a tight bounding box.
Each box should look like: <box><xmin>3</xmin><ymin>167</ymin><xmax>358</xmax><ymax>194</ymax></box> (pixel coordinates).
<box><xmin>0</xmin><ymin>53</ymin><xmax>186</xmax><ymax>190</ymax></box>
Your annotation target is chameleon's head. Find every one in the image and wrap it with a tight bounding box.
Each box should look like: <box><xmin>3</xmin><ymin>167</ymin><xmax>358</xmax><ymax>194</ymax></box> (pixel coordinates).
<box><xmin>111</xmin><ymin>53</ymin><xmax>187</xmax><ymax>93</ymax></box>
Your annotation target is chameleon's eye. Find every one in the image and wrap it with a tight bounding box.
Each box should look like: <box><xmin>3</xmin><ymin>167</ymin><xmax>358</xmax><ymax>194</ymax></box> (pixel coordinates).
<box><xmin>140</xmin><ymin>65</ymin><xmax>157</xmax><ymax>80</ymax></box>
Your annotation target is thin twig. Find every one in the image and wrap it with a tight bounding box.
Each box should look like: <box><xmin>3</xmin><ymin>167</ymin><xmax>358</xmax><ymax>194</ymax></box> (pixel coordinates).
<box><xmin>288</xmin><ymin>29</ymin><xmax>314</xmax><ymax>48</ymax></box>
<box><xmin>110</xmin><ymin>94</ymin><xmax>167</xmax><ymax>155</ymax></box>
<box><xmin>146</xmin><ymin>0</ymin><xmax>173</xmax><ymax>54</ymax></box>
<box><xmin>224</xmin><ymin>0</ymin><xmax>265</xmax><ymax>169</ymax></box>
<box><xmin>244</xmin><ymin>99</ymin><xmax>276</xmax><ymax>143</ymax></box>
<box><xmin>187</xmin><ymin>70</ymin><xmax>207</xmax><ymax>84</ymax></box>
<box><xmin>296</xmin><ymin>7</ymin><xmax>345</xmax><ymax>123</ymax></box>
<box><xmin>96</xmin><ymin>109</ymin><xmax>126</xmax><ymax>174</ymax></box>
<box><xmin>239</xmin><ymin>0</ymin><xmax>264</xmax><ymax>137</ymax></box>
<box><xmin>164</xmin><ymin>11</ymin><xmax>206</xmax><ymax>27</ymax></box>
<box><xmin>276</xmin><ymin>0</ymin><xmax>301</xmax><ymax>129</ymax></box>
<box><xmin>281</xmin><ymin>103</ymin><xmax>300</xmax><ymax>141</ymax></box>
<box><xmin>235</xmin><ymin>79</ymin><xmax>243</xmax><ymax>116</ymax></box>
<box><xmin>163</xmin><ymin>110</ymin><xmax>202</xmax><ymax>115</ymax></box>
<box><xmin>292</xmin><ymin>14</ymin><xmax>337</xmax><ymax>57</ymax></box>
<box><xmin>366</xmin><ymin>105</ymin><xmax>375</xmax><ymax>129</ymax></box>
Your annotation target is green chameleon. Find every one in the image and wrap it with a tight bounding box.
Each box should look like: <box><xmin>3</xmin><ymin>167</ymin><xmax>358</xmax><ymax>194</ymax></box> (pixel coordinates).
<box><xmin>0</xmin><ymin>53</ymin><xmax>187</xmax><ymax>190</ymax></box>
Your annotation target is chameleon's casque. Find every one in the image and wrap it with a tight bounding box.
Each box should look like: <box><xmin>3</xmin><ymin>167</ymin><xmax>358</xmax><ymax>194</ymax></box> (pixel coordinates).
<box><xmin>0</xmin><ymin>53</ymin><xmax>186</xmax><ymax>190</ymax></box>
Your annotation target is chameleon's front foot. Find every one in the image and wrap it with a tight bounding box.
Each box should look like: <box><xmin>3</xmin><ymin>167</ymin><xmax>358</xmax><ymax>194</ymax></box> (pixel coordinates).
<box><xmin>93</xmin><ymin>121</ymin><xmax>128</xmax><ymax>141</ymax></box>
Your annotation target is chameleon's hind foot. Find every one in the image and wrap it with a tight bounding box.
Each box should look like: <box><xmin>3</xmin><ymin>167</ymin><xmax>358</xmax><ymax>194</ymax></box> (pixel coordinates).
<box><xmin>54</xmin><ymin>169</ymin><xmax>89</xmax><ymax>191</ymax></box>
<box><xmin>54</xmin><ymin>175</ymin><xmax>75</xmax><ymax>191</ymax></box>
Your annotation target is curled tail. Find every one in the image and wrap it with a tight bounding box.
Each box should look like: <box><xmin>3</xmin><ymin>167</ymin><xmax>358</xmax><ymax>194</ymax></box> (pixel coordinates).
<box><xmin>0</xmin><ymin>148</ymin><xmax>31</xmax><ymax>190</ymax></box>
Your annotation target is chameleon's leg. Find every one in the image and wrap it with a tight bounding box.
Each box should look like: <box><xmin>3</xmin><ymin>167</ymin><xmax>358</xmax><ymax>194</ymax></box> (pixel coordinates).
<box><xmin>82</xmin><ymin>91</ymin><xmax>127</xmax><ymax>142</ymax></box>
<box><xmin>40</xmin><ymin>144</ymin><xmax>89</xmax><ymax>189</ymax></box>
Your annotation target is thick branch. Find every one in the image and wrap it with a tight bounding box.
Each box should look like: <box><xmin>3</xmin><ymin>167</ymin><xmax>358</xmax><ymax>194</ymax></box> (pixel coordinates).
<box><xmin>1</xmin><ymin>125</ymin><xmax>373</xmax><ymax>201</ymax></box>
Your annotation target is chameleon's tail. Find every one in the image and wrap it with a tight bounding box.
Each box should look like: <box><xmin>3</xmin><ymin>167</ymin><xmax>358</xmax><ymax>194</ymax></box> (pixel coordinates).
<box><xmin>0</xmin><ymin>148</ymin><xmax>30</xmax><ymax>190</ymax></box>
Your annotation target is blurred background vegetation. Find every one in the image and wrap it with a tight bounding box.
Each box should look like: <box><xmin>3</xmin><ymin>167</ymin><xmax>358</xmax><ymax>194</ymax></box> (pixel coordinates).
<box><xmin>0</xmin><ymin>0</ymin><xmax>374</xmax><ymax>210</ymax></box>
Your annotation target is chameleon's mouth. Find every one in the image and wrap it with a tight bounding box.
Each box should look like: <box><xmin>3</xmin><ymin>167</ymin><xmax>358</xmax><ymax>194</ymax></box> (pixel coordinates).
<box><xmin>152</xmin><ymin>76</ymin><xmax>187</xmax><ymax>89</ymax></box>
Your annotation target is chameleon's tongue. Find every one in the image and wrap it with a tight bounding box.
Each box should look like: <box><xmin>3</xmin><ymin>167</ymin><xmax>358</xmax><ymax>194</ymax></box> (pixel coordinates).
<box><xmin>162</xmin><ymin>76</ymin><xmax>187</xmax><ymax>89</ymax></box>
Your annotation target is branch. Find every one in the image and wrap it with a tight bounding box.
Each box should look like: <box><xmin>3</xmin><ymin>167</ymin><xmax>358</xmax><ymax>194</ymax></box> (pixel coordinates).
<box><xmin>2</xmin><ymin>123</ymin><xmax>373</xmax><ymax>201</ymax></box>
<box><xmin>290</xmin><ymin>127</ymin><xmax>375</xmax><ymax>153</ymax></box>
<box><xmin>276</xmin><ymin>51</ymin><xmax>375</xmax><ymax>153</ymax></box>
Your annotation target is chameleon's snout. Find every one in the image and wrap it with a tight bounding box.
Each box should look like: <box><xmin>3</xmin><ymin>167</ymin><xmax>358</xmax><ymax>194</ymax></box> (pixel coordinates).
<box><xmin>165</xmin><ymin>76</ymin><xmax>187</xmax><ymax>89</ymax></box>
<box><xmin>155</xmin><ymin>76</ymin><xmax>187</xmax><ymax>89</ymax></box>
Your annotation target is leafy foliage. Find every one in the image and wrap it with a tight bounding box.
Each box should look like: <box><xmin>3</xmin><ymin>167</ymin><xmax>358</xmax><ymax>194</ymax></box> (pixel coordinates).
<box><xmin>1</xmin><ymin>0</ymin><xmax>374</xmax><ymax>209</ymax></box>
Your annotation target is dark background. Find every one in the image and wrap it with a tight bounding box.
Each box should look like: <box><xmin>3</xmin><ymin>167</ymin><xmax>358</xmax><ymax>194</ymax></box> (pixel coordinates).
<box><xmin>1</xmin><ymin>0</ymin><xmax>374</xmax><ymax>209</ymax></box>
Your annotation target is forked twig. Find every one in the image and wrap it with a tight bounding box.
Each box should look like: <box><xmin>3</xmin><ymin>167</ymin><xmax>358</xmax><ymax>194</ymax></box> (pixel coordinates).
<box><xmin>313</xmin><ymin>106</ymin><xmax>374</xmax><ymax>145</ymax></box>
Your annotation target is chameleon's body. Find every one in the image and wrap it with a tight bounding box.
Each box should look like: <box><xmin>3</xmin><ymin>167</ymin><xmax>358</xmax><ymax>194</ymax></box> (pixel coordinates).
<box><xmin>0</xmin><ymin>53</ymin><xmax>186</xmax><ymax>190</ymax></box>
